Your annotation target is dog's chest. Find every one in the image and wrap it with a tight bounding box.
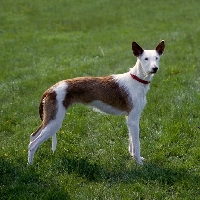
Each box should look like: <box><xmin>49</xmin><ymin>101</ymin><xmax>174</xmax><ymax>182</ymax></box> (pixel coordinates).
<box><xmin>113</xmin><ymin>73</ymin><xmax>149</xmax><ymax>108</ymax></box>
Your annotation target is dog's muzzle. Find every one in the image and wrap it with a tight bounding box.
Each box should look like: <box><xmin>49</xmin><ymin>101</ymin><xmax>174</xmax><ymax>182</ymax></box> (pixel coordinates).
<box><xmin>151</xmin><ymin>67</ymin><xmax>158</xmax><ymax>74</ymax></box>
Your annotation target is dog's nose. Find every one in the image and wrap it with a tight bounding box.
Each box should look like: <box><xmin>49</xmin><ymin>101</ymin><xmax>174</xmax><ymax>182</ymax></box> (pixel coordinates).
<box><xmin>152</xmin><ymin>67</ymin><xmax>158</xmax><ymax>73</ymax></box>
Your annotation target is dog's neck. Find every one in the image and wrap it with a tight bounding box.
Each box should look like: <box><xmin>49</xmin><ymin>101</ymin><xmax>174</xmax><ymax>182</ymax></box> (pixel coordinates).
<box><xmin>130</xmin><ymin>59</ymin><xmax>153</xmax><ymax>83</ymax></box>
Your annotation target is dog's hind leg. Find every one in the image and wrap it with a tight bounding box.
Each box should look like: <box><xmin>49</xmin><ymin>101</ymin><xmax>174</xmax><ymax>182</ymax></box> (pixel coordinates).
<box><xmin>30</xmin><ymin>124</ymin><xmax>43</xmax><ymax>142</ymax></box>
<box><xmin>52</xmin><ymin>133</ymin><xmax>57</xmax><ymax>153</ymax></box>
<box><xmin>28</xmin><ymin>86</ymin><xmax>67</xmax><ymax>164</ymax></box>
<box><xmin>30</xmin><ymin>123</ymin><xmax>57</xmax><ymax>152</ymax></box>
<box><xmin>28</xmin><ymin>117</ymin><xmax>64</xmax><ymax>164</ymax></box>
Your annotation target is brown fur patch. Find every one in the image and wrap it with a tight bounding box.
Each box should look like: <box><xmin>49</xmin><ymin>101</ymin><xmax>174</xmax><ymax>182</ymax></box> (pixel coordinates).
<box><xmin>32</xmin><ymin>90</ymin><xmax>58</xmax><ymax>137</ymax></box>
<box><xmin>40</xmin><ymin>90</ymin><xmax>57</xmax><ymax>127</ymax></box>
<box><xmin>63</xmin><ymin>76</ymin><xmax>132</xmax><ymax>113</ymax></box>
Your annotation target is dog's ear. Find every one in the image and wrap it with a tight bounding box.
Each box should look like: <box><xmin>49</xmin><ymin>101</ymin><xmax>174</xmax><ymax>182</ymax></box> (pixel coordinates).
<box><xmin>132</xmin><ymin>42</ymin><xmax>144</xmax><ymax>57</ymax></box>
<box><xmin>155</xmin><ymin>40</ymin><xmax>165</xmax><ymax>55</ymax></box>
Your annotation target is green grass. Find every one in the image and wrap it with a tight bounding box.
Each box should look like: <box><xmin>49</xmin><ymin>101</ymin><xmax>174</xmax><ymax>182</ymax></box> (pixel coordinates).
<box><xmin>1</xmin><ymin>0</ymin><xmax>200</xmax><ymax>199</ymax></box>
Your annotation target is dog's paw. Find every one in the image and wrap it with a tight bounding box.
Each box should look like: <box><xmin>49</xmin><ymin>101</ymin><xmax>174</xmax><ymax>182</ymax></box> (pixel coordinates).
<box><xmin>28</xmin><ymin>144</ymin><xmax>36</xmax><ymax>165</ymax></box>
<box><xmin>135</xmin><ymin>156</ymin><xmax>144</xmax><ymax>165</ymax></box>
<box><xmin>137</xmin><ymin>159</ymin><xmax>143</xmax><ymax>165</ymax></box>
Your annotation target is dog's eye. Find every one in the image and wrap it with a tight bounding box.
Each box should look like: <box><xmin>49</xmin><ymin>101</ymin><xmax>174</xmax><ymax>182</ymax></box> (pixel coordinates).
<box><xmin>144</xmin><ymin>57</ymin><xmax>148</xmax><ymax>60</ymax></box>
<box><xmin>156</xmin><ymin>57</ymin><xmax>158</xmax><ymax>60</ymax></box>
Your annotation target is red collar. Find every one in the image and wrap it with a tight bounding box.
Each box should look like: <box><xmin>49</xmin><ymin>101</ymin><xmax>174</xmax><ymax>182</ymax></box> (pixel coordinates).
<box><xmin>130</xmin><ymin>73</ymin><xmax>150</xmax><ymax>84</ymax></box>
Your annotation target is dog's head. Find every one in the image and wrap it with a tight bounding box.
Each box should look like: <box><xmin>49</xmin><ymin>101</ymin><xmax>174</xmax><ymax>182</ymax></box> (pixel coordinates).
<box><xmin>132</xmin><ymin>40</ymin><xmax>165</xmax><ymax>76</ymax></box>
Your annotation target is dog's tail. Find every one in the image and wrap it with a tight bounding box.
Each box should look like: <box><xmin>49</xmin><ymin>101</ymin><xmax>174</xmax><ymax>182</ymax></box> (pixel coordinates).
<box><xmin>39</xmin><ymin>92</ymin><xmax>48</xmax><ymax>121</ymax></box>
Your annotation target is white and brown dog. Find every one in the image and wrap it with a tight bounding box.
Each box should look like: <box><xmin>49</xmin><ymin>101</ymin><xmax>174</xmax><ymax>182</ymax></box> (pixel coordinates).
<box><xmin>28</xmin><ymin>40</ymin><xmax>165</xmax><ymax>165</ymax></box>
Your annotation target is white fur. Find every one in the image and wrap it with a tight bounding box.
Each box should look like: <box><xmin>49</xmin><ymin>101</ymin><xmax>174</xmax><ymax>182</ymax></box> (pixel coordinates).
<box><xmin>28</xmin><ymin>41</ymin><xmax>165</xmax><ymax>165</ymax></box>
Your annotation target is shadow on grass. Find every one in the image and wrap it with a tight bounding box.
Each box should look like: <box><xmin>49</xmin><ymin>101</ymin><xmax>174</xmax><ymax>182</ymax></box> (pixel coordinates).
<box><xmin>59</xmin><ymin>155</ymin><xmax>199</xmax><ymax>188</ymax></box>
<box><xmin>1</xmin><ymin>154</ymin><xmax>199</xmax><ymax>198</ymax></box>
<box><xmin>0</xmin><ymin>156</ymin><xmax>71</xmax><ymax>200</ymax></box>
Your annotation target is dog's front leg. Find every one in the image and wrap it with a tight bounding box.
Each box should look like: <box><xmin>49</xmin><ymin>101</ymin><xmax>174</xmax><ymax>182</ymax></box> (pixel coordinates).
<box><xmin>126</xmin><ymin>113</ymin><xmax>144</xmax><ymax>165</ymax></box>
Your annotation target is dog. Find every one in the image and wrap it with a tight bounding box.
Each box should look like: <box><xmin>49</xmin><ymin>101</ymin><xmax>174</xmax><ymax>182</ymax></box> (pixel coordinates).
<box><xmin>28</xmin><ymin>40</ymin><xmax>165</xmax><ymax>165</ymax></box>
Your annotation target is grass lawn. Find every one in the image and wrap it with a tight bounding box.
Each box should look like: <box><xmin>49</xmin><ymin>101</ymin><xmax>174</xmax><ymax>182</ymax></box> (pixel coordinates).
<box><xmin>1</xmin><ymin>0</ymin><xmax>200</xmax><ymax>199</ymax></box>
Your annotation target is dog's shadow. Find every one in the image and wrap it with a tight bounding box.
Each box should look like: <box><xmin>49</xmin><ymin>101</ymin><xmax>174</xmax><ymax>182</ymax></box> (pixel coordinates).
<box><xmin>58</xmin><ymin>155</ymin><xmax>198</xmax><ymax>186</ymax></box>
<box><xmin>1</xmin><ymin>155</ymin><xmax>198</xmax><ymax>198</ymax></box>
<box><xmin>0</xmin><ymin>157</ymin><xmax>71</xmax><ymax>199</ymax></box>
